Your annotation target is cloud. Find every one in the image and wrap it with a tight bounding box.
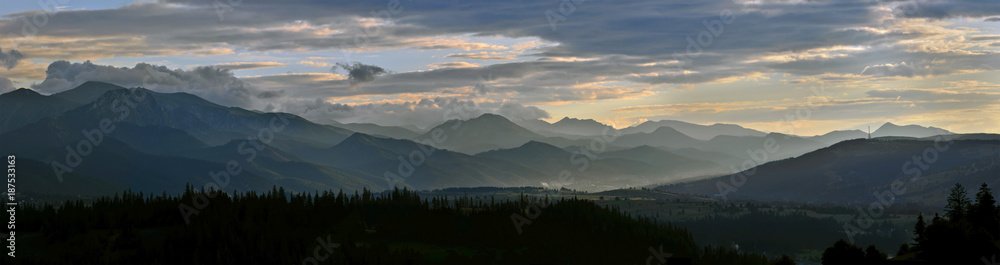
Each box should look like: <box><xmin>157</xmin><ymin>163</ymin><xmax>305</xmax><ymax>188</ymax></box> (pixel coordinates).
<box><xmin>0</xmin><ymin>48</ymin><xmax>24</xmax><ymax>70</ymax></box>
<box><xmin>213</xmin><ymin>62</ymin><xmax>286</xmax><ymax>71</ymax></box>
<box><xmin>0</xmin><ymin>77</ymin><xmax>14</xmax><ymax>94</ymax></box>
<box><xmin>256</xmin><ymin>90</ymin><xmax>285</xmax><ymax>99</ymax></box>
<box><xmin>426</xmin><ymin>62</ymin><xmax>479</xmax><ymax>69</ymax></box>
<box><xmin>987</xmin><ymin>17</ymin><xmax>1000</xmax><ymax>22</ymax></box>
<box><xmin>280</xmin><ymin>96</ymin><xmax>548</xmax><ymax>127</ymax></box>
<box><xmin>415</xmin><ymin>41</ymin><xmax>508</xmax><ymax>51</ymax></box>
<box><xmin>970</xmin><ymin>35</ymin><xmax>1000</xmax><ymax>41</ymax></box>
<box><xmin>188</xmin><ymin>48</ymin><xmax>235</xmax><ymax>57</ymax></box>
<box><xmin>4</xmin><ymin>0</ymin><xmax>1000</xmax><ymax>132</ymax></box>
<box><xmin>895</xmin><ymin>0</ymin><xmax>1000</xmax><ymax>19</ymax></box>
<box><xmin>860</xmin><ymin>62</ymin><xmax>917</xmax><ymax>77</ymax></box>
<box><xmin>299</xmin><ymin>60</ymin><xmax>331</xmax><ymax>68</ymax></box>
<box><xmin>2</xmin><ymin>0</ymin><xmax>997</xmax><ymax>88</ymax></box>
<box><xmin>446</xmin><ymin>52</ymin><xmax>516</xmax><ymax>60</ymax></box>
<box><xmin>497</xmin><ymin>101</ymin><xmax>550</xmax><ymax>121</ymax></box>
<box><xmin>29</xmin><ymin>60</ymin><xmax>276</xmax><ymax>109</ymax></box>
<box><xmin>334</xmin><ymin>62</ymin><xmax>388</xmax><ymax>88</ymax></box>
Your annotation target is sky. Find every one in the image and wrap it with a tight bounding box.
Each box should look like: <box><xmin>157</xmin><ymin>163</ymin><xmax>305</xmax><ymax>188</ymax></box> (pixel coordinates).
<box><xmin>1</xmin><ymin>0</ymin><xmax>999</xmax><ymax>135</ymax></box>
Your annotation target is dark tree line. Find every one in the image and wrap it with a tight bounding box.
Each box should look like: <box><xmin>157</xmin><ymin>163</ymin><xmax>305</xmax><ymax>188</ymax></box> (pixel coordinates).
<box><xmin>822</xmin><ymin>182</ymin><xmax>1000</xmax><ymax>264</ymax></box>
<box><xmin>8</xmin><ymin>185</ymin><xmax>775</xmax><ymax>264</ymax></box>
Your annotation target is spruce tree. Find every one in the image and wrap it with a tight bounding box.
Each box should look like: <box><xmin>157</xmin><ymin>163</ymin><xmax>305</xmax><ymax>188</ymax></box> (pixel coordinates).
<box><xmin>945</xmin><ymin>183</ymin><xmax>971</xmax><ymax>221</ymax></box>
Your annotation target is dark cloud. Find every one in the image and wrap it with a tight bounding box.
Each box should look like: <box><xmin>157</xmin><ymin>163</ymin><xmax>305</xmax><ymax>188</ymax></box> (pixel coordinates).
<box><xmin>256</xmin><ymin>90</ymin><xmax>285</xmax><ymax>99</ymax></box>
<box><xmin>0</xmin><ymin>48</ymin><xmax>24</xmax><ymax>70</ymax></box>
<box><xmin>334</xmin><ymin>62</ymin><xmax>388</xmax><ymax>88</ymax></box>
<box><xmin>0</xmin><ymin>77</ymin><xmax>14</xmax><ymax>94</ymax></box>
<box><xmin>987</xmin><ymin>17</ymin><xmax>1000</xmax><ymax>22</ymax></box>
<box><xmin>894</xmin><ymin>0</ymin><xmax>1000</xmax><ymax>19</ymax></box>
<box><xmin>30</xmin><ymin>61</ymin><xmax>260</xmax><ymax>109</ymax></box>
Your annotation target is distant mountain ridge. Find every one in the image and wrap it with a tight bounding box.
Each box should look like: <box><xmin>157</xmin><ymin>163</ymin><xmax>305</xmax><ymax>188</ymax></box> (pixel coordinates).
<box><xmin>417</xmin><ymin>113</ymin><xmax>545</xmax><ymax>154</ymax></box>
<box><xmin>658</xmin><ymin>137</ymin><xmax>1000</xmax><ymax>205</ymax></box>
<box><xmin>0</xmin><ymin>82</ymin><xmax>979</xmax><ymax>203</ymax></box>
<box><xmin>873</xmin><ymin>122</ymin><xmax>952</xmax><ymax>138</ymax></box>
<box><xmin>620</xmin><ymin>120</ymin><xmax>767</xmax><ymax>140</ymax></box>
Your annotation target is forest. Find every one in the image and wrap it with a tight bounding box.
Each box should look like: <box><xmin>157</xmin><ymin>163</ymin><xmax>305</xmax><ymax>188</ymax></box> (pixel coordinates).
<box><xmin>821</xmin><ymin>183</ymin><xmax>1000</xmax><ymax>264</ymax></box>
<box><xmin>6</xmin><ymin>185</ymin><xmax>774</xmax><ymax>264</ymax></box>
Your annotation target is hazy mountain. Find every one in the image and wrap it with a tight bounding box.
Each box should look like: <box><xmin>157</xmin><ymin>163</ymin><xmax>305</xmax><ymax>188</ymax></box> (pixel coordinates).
<box><xmin>872</xmin><ymin>122</ymin><xmax>952</xmax><ymax>138</ymax></box>
<box><xmin>3</xmin><ymin>80</ymin><xmax>985</xmax><ymax>199</ymax></box>
<box><xmin>0</xmin><ymin>82</ymin><xmax>391</xmax><ymax>194</ymax></box>
<box><xmin>176</xmin><ymin>139</ymin><xmax>382</xmax><ymax>192</ymax></box>
<box><xmin>326</xmin><ymin>121</ymin><xmax>420</xmax><ymax>140</ymax></box>
<box><xmin>545</xmin><ymin>117</ymin><xmax>617</xmax><ymax>136</ymax></box>
<box><xmin>658</xmin><ymin>137</ymin><xmax>1000</xmax><ymax>205</ymax></box>
<box><xmin>0</xmin><ymin>88</ymin><xmax>80</xmax><ymax>133</ymax></box>
<box><xmin>57</xmin><ymin>85</ymin><xmax>352</xmax><ymax>146</ymax></box>
<box><xmin>0</xmin><ymin>81</ymin><xmax>139</xmax><ymax>134</ymax></box>
<box><xmin>599</xmin><ymin>145</ymin><xmax>728</xmax><ymax>178</ymax></box>
<box><xmin>808</xmin><ymin>130</ymin><xmax>868</xmax><ymax>145</ymax></box>
<box><xmin>398</xmin><ymin>124</ymin><xmax>427</xmax><ymax>134</ymax></box>
<box><xmin>477</xmin><ymin>141</ymin><xmax>682</xmax><ymax>190</ymax></box>
<box><xmin>108</xmin><ymin>123</ymin><xmax>210</xmax><ymax>156</ymax></box>
<box><xmin>51</xmin><ymin>81</ymin><xmax>123</xmax><ymax>105</ymax></box>
<box><xmin>512</xmin><ymin>118</ymin><xmax>556</xmax><ymax>134</ymax></box>
<box><xmin>0</xmin><ymin>111</ymin><xmax>378</xmax><ymax>194</ymax></box>
<box><xmin>620</xmin><ymin>120</ymin><xmax>766</xmax><ymax>140</ymax></box>
<box><xmin>698</xmin><ymin>133</ymin><xmax>828</xmax><ymax>162</ymax></box>
<box><xmin>306</xmin><ymin>132</ymin><xmax>538</xmax><ymax>189</ymax></box>
<box><xmin>667</xmin><ymin>147</ymin><xmax>745</xmax><ymax>170</ymax></box>
<box><xmin>613</xmin><ymin>126</ymin><xmax>703</xmax><ymax>149</ymax></box>
<box><xmin>0</xmin><ymin>118</ymin><xmax>275</xmax><ymax>193</ymax></box>
<box><xmin>417</xmin><ymin>113</ymin><xmax>544</xmax><ymax>154</ymax></box>
<box><xmin>13</xmin><ymin>158</ymin><xmax>124</xmax><ymax>196</ymax></box>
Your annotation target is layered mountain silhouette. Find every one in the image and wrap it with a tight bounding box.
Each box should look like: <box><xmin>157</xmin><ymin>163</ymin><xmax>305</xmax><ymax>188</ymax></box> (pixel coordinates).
<box><xmin>0</xmin><ymin>81</ymin><xmax>981</xmax><ymax>205</ymax></box>
<box><xmin>619</xmin><ymin>120</ymin><xmax>766</xmax><ymax>140</ymax></box>
<box><xmin>872</xmin><ymin>122</ymin><xmax>952</xmax><ymax>138</ymax></box>
<box><xmin>658</xmin><ymin>137</ymin><xmax>1000</xmax><ymax>205</ymax></box>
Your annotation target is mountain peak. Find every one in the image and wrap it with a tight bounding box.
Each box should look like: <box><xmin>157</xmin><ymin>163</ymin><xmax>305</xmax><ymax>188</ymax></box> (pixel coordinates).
<box><xmin>478</xmin><ymin>139</ymin><xmax>569</xmax><ymax>158</ymax></box>
<box><xmin>341</xmin><ymin>132</ymin><xmax>381</xmax><ymax>144</ymax></box>
<box><xmin>554</xmin><ymin>116</ymin><xmax>600</xmax><ymax>124</ymax></box>
<box><xmin>519</xmin><ymin>140</ymin><xmax>558</xmax><ymax>149</ymax></box>
<box><xmin>80</xmin><ymin>80</ymin><xmax>118</xmax><ymax>87</ymax></box>
<box><xmin>873</xmin><ymin>122</ymin><xmax>952</xmax><ymax>138</ymax></box>
<box><xmin>651</xmin><ymin>126</ymin><xmax>683</xmax><ymax>134</ymax></box>
<box><xmin>53</xmin><ymin>81</ymin><xmax>128</xmax><ymax>104</ymax></box>
<box><xmin>0</xmin><ymin>88</ymin><xmax>41</xmax><ymax>98</ymax></box>
<box><xmin>474</xmin><ymin>113</ymin><xmax>508</xmax><ymax>121</ymax></box>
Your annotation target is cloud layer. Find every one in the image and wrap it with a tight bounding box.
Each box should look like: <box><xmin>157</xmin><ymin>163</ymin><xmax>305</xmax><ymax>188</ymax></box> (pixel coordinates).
<box><xmin>0</xmin><ymin>0</ymin><xmax>998</xmax><ymax>132</ymax></box>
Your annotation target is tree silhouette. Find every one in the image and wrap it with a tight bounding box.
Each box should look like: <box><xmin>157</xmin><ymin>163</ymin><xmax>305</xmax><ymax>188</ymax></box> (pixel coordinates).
<box><xmin>821</xmin><ymin>239</ymin><xmax>864</xmax><ymax>265</ymax></box>
<box><xmin>945</xmin><ymin>183</ymin><xmax>971</xmax><ymax>221</ymax></box>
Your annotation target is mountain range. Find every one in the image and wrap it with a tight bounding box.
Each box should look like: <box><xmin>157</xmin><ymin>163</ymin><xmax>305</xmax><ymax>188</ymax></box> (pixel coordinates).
<box><xmin>2</xmin><ymin>81</ymin><xmax>987</xmax><ymax>208</ymax></box>
<box><xmin>658</xmin><ymin>137</ymin><xmax>1000</xmax><ymax>206</ymax></box>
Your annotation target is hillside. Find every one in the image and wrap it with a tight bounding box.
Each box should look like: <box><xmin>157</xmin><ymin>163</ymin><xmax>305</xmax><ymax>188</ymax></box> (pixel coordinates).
<box><xmin>658</xmin><ymin>137</ymin><xmax>1000</xmax><ymax>205</ymax></box>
